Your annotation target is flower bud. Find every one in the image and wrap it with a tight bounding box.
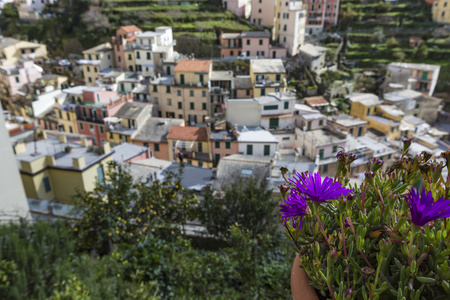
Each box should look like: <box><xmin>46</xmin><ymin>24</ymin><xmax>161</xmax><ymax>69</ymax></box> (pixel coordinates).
<box><xmin>432</xmin><ymin>165</ymin><xmax>442</xmax><ymax>184</ymax></box>
<box><xmin>346</xmin><ymin>194</ymin><xmax>354</xmax><ymax>202</ymax></box>
<box><xmin>403</xmin><ymin>138</ymin><xmax>412</xmax><ymax>151</ymax></box>
<box><xmin>369</xmin><ymin>230</ymin><xmax>381</xmax><ymax>238</ymax></box>
<box><xmin>278</xmin><ymin>184</ymin><xmax>289</xmax><ymax>196</ymax></box>
<box><xmin>344</xmin><ymin>218</ymin><xmax>351</xmax><ymax>227</ymax></box>
<box><xmin>345</xmin><ymin>288</ymin><xmax>353</xmax><ymax>298</ymax></box>
<box><xmin>422</xmin><ymin>151</ymin><xmax>432</xmax><ymax>162</ymax></box>
<box><xmin>369</xmin><ymin>157</ymin><xmax>383</xmax><ymax>172</ymax></box>
<box><xmin>365</xmin><ymin>171</ymin><xmax>375</xmax><ymax>186</ymax></box>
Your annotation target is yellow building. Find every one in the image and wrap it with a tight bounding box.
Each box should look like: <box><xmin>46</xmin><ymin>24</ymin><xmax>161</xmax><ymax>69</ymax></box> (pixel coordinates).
<box><xmin>124</xmin><ymin>49</ymin><xmax>135</xmax><ymax>72</ymax></box>
<box><xmin>0</xmin><ymin>37</ymin><xmax>48</xmax><ymax>66</ymax></box>
<box><xmin>55</xmin><ymin>105</ymin><xmax>78</xmax><ymax>134</ymax></box>
<box><xmin>432</xmin><ymin>0</ymin><xmax>450</xmax><ymax>24</ymax></box>
<box><xmin>15</xmin><ymin>134</ymin><xmax>113</xmax><ymax>204</ymax></box>
<box><xmin>166</xmin><ymin>126</ymin><xmax>213</xmax><ymax>168</ymax></box>
<box><xmin>80</xmin><ymin>43</ymin><xmax>114</xmax><ymax>86</ymax></box>
<box><xmin>348</xmin><ymin>93</ymin><xmax>401</xmax><ymax>140</ymax></box>
<box><xmin>249</xmin><ymin>59</ymin><xmax>287</xmax><ymax>97</ymax></box>
<box><xmin>150</xmin><ymin>60</ymin><xmax>211</xmax><ymax>125</ymax></box>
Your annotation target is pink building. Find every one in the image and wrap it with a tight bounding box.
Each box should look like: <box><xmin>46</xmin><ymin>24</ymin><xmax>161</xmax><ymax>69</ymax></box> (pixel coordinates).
<box><xmin>222</xmin><ymin>0</ymin><xmax>249</xmax><ymax>18</ymax></box>
<box><xmin>76</xmin><ymin>88</ymin><xmax>130</xmax><ymax>145</ymax></box>
<box><xmin>0</xmin><ymin>60</ymin><xmax>43</xmax><ymax>110</ymax></box>
<box><xmin>219</xmin><ymin>31</ymin><xmax>287</xmax><ymax>59</ymax></box>
<box><xmin>112</xmin><ymin>25</ymin><xmax>143</xmax><ymax>71</ymax></box>
<box><xmin>250</xmin><ymin>0</ymin><xmax>277</xmax><ymax>27</ymax></box>
<box><xmin>303</xmin><ymin>0</ymin><xmax>340</xmax><ymax>35</ymax></box>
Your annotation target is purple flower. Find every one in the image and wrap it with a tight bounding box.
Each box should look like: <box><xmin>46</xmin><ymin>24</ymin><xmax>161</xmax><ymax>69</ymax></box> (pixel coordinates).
<box><xmin>280</xmin><ymin>192</ymin><xmax>307</xmax><ymax>229</ymax></box>
<box><xmin>290</xmin><ymin>172</ymin><xmax>353</xmax><ymax>202</ymax></box>
<box><xmin>344</xmin><ymin>218</ymin><xmax>351</xmax><ymax>227</ymax></box>
<box><xmin>406</xmin><ymin>188</ymin><xmax>450</xmax><ymax>226</ymax></box>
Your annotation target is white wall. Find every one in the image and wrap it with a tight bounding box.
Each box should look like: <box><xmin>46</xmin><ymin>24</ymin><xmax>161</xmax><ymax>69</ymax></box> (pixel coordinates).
<box><xmin>226</xmin><ymin>99</ymin><xmax>261</xmax><ymax>126</ymax></box>
<box><xmin>32</xmin><ymin>89</ymin><xmax>61</xmax><ymax>117</ymax></box>
<box><xmin>238</xmin><ymin>142</ymin><xmax>278</xmax><ymax>156</ymax></box>
<box><xmin>0</xmin><ymin>114</ymin><xmax>31</xmax><ymax>222</ymax></box>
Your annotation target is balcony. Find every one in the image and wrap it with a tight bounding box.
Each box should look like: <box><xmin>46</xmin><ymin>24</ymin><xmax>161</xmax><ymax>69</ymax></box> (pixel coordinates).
<box><xmin>77</xmin><ymin>115</ymin><xmax>105</xmax><ymax>125</ymax></box>
<box><xmin>182</xmin><ymin>151</ymin><xmax>212</xmax><ymax>162</ymax></box>
<box><xmin>210</xmin><ymin>87</ymin><xmax>230</xmax><ymax>95</ymax></box>
<box><xmin>255</xmin><ymin>80</ymin><xmax>284</xmax><ymax>88</ymax></box>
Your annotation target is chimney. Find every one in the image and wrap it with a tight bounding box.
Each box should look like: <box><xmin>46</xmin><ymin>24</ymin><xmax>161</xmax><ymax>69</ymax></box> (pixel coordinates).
<box><xmin>102</xmin><ymin>142</ymin><xmax>111</xmax><ymax>154</ymax></box>
<box><xmin>59</xmin><ymin>134</ymin><xmax>67</xmax><ymax>143</ymax></box>
<box><xmin>14</xmin><ymin>143</ymin><xmax>27</xmax><ymax>154</ymax></box>
<box><xmin>72</xmin><ymin>157</ymin><xmax>86</xmax><ymax>169</ymax></box>
<box><xmin>81</xmin><ymin>138</ymin><xmax>88</xmax><ymax>147</ymax></box>
<box><xmin>46</xmin><ymin>155</ymin><xmax>56</xmax><ymax>166</ymax></box>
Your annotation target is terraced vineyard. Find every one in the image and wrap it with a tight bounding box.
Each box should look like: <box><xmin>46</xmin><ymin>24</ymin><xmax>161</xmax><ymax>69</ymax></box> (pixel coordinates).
<box><xmin>101</xmin><ymin>0</ymin><xmax>258</xmax><ymax>57</ymax></box>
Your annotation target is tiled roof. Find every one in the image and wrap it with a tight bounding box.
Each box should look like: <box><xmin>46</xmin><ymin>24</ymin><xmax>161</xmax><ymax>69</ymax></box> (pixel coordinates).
<box><xmin>305</xmin><ymin>96</ymin><xmax>328</xmax><ymax>106</ymax></box>
<box><xmin>174</xmin><ymin>60</ymin><xmax>211</xmax><ymax>73</ymax></box>
<box><xmin>119</xmin><ymin>25</ymin><xmax>142</xmax><ymax>33</ymax></box>
<box><xmin>167</xmin><ymin>126</ymin><xmax>208</xmax><ymax>141</ymax></box>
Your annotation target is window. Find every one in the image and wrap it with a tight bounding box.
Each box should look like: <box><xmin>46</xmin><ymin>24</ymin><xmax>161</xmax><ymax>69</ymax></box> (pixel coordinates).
<box><xmin>90</xmin><ymin>124</ymin><xmax>94</xmax><ymax>131</ymax></box>
<box><xmin>259</xmin><ymin>39</ymin><xmax>263</xmax><ymax>45</ymax></box>
<box><xmin>283</xmin><ymin>37</ymin><xmax>286</xmax><ymax>43</ymax></box>
<box><xmin>66</xmin><ymin>112</ymin><xmax>70</xmax><ymax>120</ymax></box>
<box><xmin>43</xmin><ymin>177</ymin><xmax>51</xmax><ymax>193</ymax></box>
<box><xmin>154</xmin><ymin>143</ymin><xmax>160</xmax><ymax>152</ymax></box>
<box><xmin>215</xmin><ymin>141</ymin><xmax>220</xmax><ymax>148</ymax></box>
<box><xmin>96</xmin><ymin>55</ymin><xmax>99</xmax><ymax>60</ymax></box>
<box><xmin>276</xmin><ymin>74</ymin><xmax>281</xmax><ymax>81</ymax></box>
<box><xmin>307</xmin><ymin>121</ymin><xmax>311</xmax><ymax>130</ymax></box>
<box><xmin>147</xmin><ymin>52</ymin><xmax>151</xmax><ymax>60</ymax></box>
<box><xmin>58</xmin><ymin>110</ymin><xmax>62</xmax><ymax>118</ymax></box>
<box><xmin>87</xmin><ymin>66</ymin><xmax>90</xmax><ymax>72</ymax></box>
<box><xmin>333</xmin><ymin>145</ymin><xmax>337</xmax><ymax>153</ymax></box>
<box><xmin>136</xmin><ymin>51</ymin><xmax>140</xmax><ymax>59</ymax></box>
<box><xmin>311</xmin><ymin>4</ymin><xmax>314</xmax><ymax>10</ymax></box>
<box><xmin>282</xmin><ymin>137</ymin><xmax>290</xmax><ymax>141</ymax></box>
<box><xmin>198</xmin><ymin>142</ymin><xmax>203</xmax><ymax>152</ymax></box>
<box><xmin>190</xmin><ymin>90</ymin><xmax>194</xmax><ymax>97</ymax></box>
<box><xmin>367</xmin><ymin>108</ymin><xmax>370</xmax><ymax>115</ymax></box>
<box><xmin>247</xmin><ymin>39</ymin><xmax>250</xmax><ymax>45</ymax></box>
<box><xmin>118</xmin><ymin>56</ymin><xmax>121</xmax><ymax>62</ymax></box>
<box><xmin>88</xmin><ymin>77</ymin><xmax>92</xmax><ymax>83</ymax></box>
<box><xmin>88</xmin><ymin>54</ymin><xmax>92</xmax><ymax>60</ymax></box>
<box><xmin>241</xmin><ymin>169</ymin><xmax>253</xmax><ymax>175</ymax></box>
<box><xmin>80</xmin><ymin>123</ymin><xmax>84</xmax><ymax>130</ymax></box>
<box><xmin>109</xmin><ymin>132</ymin><xmax>113</xmax><ymax>139</ymax></box>
<box><xmin>178</xmin><ymin>102</ymin><xmax>182</xmax><ymax>109</ymax></box>
<box><xmin>153</xmin><ymin>85</ymin><xmax>157</xmax><ymax>92</ymax></box>
<box><xmin>283</xmin><ymin>25</ymin><xmax>287</xmax><ymax>31</ymax></box>
<box><xmin>415</xmin><ymin>104</ymin><xmax>420</xmax><ymax>109</ymax></box>
<box><xmin>358</xmin><ymin>127</ymin><xmax>363</xmax><ymax>137</ymax></box>
<box><xmin>323</xmin><ymin>164</ymin><xmax>328</xmax><ymax>173</ymax></box>
<box><xmin>166</xmin><ymin>86</ymin><xmax>171</xmax><ymax>93</ymax></box>
<box><xmin>128</xmin><ymin>54</ymin><xmax>132</xmax><ymax>60</ymax></box>
<box><xmin>264</xmin><ymin>145</ymin><xmax>270</xmax><ymax>156</ymax></box>
<box><xmin>103</xmin><ymin>111</ymin><xmax>107</xmax><ymax>118</ymax></box>
<box><xmin>97</xmin><ymin>166</ymin><xmax>105</xmax><ymax>186</ymax></box>
<box><xmin>388</xmin><ymin>154</ymin><xmax>392</xmax><ymax>159</ymax></box>
<box><xmin>319</xmin><ymin>120</ymin><xmax>323</xmax><ymax>126</ymax></box>
<box><xmin>190</xmin><ymin>102</ymin><xmax>194</xmax><ymax>110</ymax></box>
<box><xmin>108</xmin><ymin>54</ymin><xmax>110</xmax><ymax>59</ymax></box>
<box><xmin>225</xmin><ymin>142</ymin><xmax>231</xmax><ymax>149</ymax></box>
<box><xmin>258</xmin><ymin>9</ymin><xmax>261</xmax><ymax>13</ymax></box>
<box><xmin>285</xmin><ymin>1</ymin><xmax>288</xmax><ymax>6</ymax></box>
<box><xmin>230</xmin><ymin>50</ymin><xmax>234</xmax><ymax>56</ymax></box>
<box><xmin>261</xmin><ymin>88</ymin><xmax>266</xmax><ymax>96</ymax></box>
<box><xmin>180</xmin><ymin>74</ymin><xmax>185</xmax><ymax>85</ymax></box>
<box><xmin>167</xmin><ymin>98</ymin><xmax>172</xmax><ymax>106</ymax></box>
<box><xmin>69</xmin><ymin>126</ymin><xmax>73</xmax><ymax>133</ymax></box>
<box><xmin>198</xmin><ymin>161</ymin><xmax>203</xmax><ymax>168</ymax></box>
<box><xmin>319</xmin><ymin>149</ymin><xmax>324</xmax><ymax>159</ymax></box>
<box><xmin>202</xmin><ymin>103</ymin><xmax>207</xmax><ymax>110</ymax></box>
<box><xmin>177</xmin><ymin>90</ymin><xmax>181</xmax><ymax>96</ymax></box>
<box><xmin>246</xmin><ymin>89</ymin><xmax>250</xmax><ymax>96</ymax></box>
<box><xmin>100</xmin><ymin>126</ymin><xmax>104</xmax><ymax>134</ymax></box>
<box><xmin>350</xmin><ymin>128</ymin><xmax>354</xmax><ymax>135</ymax></box>
<box><xmin>247</xmin><ymin>144</ymin><xmax>253</xmax><ymax>155</ymax></box>
<box><xmin>264</xmin><ymin>105</ymin><xmax>278</xmax><ymax>110</ymax></box>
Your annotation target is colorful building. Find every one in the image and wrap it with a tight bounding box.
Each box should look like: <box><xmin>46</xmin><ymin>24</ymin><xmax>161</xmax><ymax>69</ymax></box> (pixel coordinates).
<box><xmin>303</xmin><ymin>0</ymin><xmax>340</xmax><ymax>35</ymax></box>
<box><xmin>15</xmin><ymin>134</ymin><xmax>113</xmax><ymax>204</ymax></box>
<box><xmin>432</xmin><ymin>0</ymin><xmax>450</xmax><ymax>24</ymax></box>
<box><xmin>0</xmin><ymin>37</ymin><xmax>48</xmax><ymax>66</ymax></box>
<box><xmin>219</xmin><ymin>31</ymin><xmax>287</xmax><ymax>58</ymax></box>
<box><xmin>249</xmin><ymin>59</ymin><xmax>287</xmax><ymax>97</ymax></box>
<box><xmin>79</xmin><ymin>43</ymin><xmax>115</xmax><ymax>86</ymax></box>
<box><xmin>207</xmin><ymin>120</ymin><xmax>239</xmax><ymax>167</ymax></box>
<box><xmin>167</xmin><ymin>126</ymin><xmax>213</xmax><ymax>168</ymax></box>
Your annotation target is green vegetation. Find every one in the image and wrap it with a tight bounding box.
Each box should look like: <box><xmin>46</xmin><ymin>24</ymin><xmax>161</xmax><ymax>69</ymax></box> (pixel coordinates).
<box><xmin>0</xmin><ymin>162</ymin><xmax>292</xmax><ymax>299</ymax></box>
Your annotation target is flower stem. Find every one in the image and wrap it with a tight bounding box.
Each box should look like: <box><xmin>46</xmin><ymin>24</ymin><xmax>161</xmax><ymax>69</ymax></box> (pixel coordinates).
<box><xmin>375</xmin><ymin>184</ymin><xmax>385</xmax><ymax>218</ymax></box>
<box><xmin>361</xmin><ymin>183</ymin><xmax>367</xmax><ymax>214</ymax></box>
<box><xmin>408</xmin><ymin>225</ymin><xmax>419</xmax><ymax>264</ymax></box>
<box><xmin>313</xmin><ymin>203</ymin><xmax>329</xmax><ymax>245</ymax></box>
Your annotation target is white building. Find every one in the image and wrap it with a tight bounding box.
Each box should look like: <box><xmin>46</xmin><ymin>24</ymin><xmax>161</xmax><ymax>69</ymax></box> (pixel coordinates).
<box><xmin>275</xmin><ymin>0</ymin><xmax>307</xmax><ymax>56</ymax></box>
<box><xmin>0</xmin><ymin>113</ymin><xmax>31</xmax><ymax>222</ymax></box>
<box><xmin>237</xmin><ymin>126</ymin><xmax>279</xmax><ymax>157</ymax></box>
<box><xmin>18</xmin><ymin>0</ymin><xmax>57</xmax><ymax>20</ymax></box>
<box><xmin>299</xmin><ymin>43</ymin><xmax>328</xmax><ymax>71</ymax></box>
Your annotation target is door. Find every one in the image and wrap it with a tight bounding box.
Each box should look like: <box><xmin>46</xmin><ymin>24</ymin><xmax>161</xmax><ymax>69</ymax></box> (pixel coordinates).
<box><xmin>247</xmin><ymin>144</ymin><xmax>253</xmax><ymax>155</ymax></box>
<box><xmin>264</xmin><ymin>145</ymin><xmax>270</xmax><ymax>156</ymax></box>
<box><xmin>166</xmin><ymin>66</ymin><xmax>171</xmax><ymax>75</ymax></box>
<box><xmin>272</xmin><ymin>51</ymin><xmax>276</xmax><ymax>58</ymax></box>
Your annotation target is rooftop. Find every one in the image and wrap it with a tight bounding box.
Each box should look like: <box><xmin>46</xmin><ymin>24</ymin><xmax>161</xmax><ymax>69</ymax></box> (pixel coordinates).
<box><xmin>118</xmin><ymin>25</ymin><xmax>142</xmax><ymax>33</ymax></box>
<box><xmin>234</xmin><ymin>76</ymin><xmax>253</xmax><ymax>89</ymax></box>
<box><xmin>237</xmin><ymin>126</ymin><xmax>278</xmax><ymax>143</ymax></box>
<box><xmin>136</xmin><ymin>31</ymin><xmax>163</xmax><ymax>38</ymax></box>
<box><xmin>174</xmin><ymin>60</ymin><xmax>211</xmax><ymax>73</ymax></box>
<box><xmin>384</xmin><ymin>89</ymin><xmax>423</xmax><ymax>102</ymax></box>
<box><xmin>403</xmin><ymin>115</ymin><xmax>426</xmax><ymax>126</ymax></box>
<box><xmin>250</xmin><ymin>59</ymin><xmax>285</xmax><ymax>74</ymax></box>
<box><xmin>304</xmin><ymin>128</ymin><xmax>346</xmax><ymax>144</ymax></box>
<box><xmin>150</xmin><ymin>75</ymin><xmax>173</xmax><ymax>85</ymax></box>
<box><xmin>299</xmin><ymin>43</ymin><xmax>328</xmax><ymax>57</ymax></box>
<box><xmin>388</xmin><ymin>62</ymin><xmax>441</xmax><ymax>72</ymax></box>
<box><xmin>379</xmin><ymin>105</ymin><xmax>405</xmax><ymax>117</ymax></box>
<box><xmin>210</xmin><ymin>71</ymin><xmax>233</xmax><ymax>81</ymax></box>
<box><xmin>210</xmin><ymin>129</ymin><xmax>236</xmax><ymax>141</ymax></box>
<box><xmin>0</xmin><ymin>37</ymin><xmax>20</xmax><ymax>50</ymax></box>
<box><xmin>114</xmin><ymin>102</ymin><xmax>149</xmax><ymax>120</ymax></box>
<box><xmin>366</xmin><ymin>115</ymin><xmax>400</xmax><ymax>126</ymax></box>
<box><xmin>347</xmin><ymin>93</ymin><xmax>381</xmax><ymax>106</ymax></box>
<box><xmin>167</xmin><ymin>126</ymin><xmax>208</xmax><ymax>141</ymax></box>
<box><xmin>15</xmin><ymin>137</ymin><xmax>111</xmax><ymax>170</ymax></box>
<box><xmin>329</xmin><ymin>114</ymin><xmax>368</xmax><ymax>127</ymax></box>
<box><xmin>112</xmin><ymin>143</ymin><xmax>147</xmax><ymax>163</ymax></box>
<box><xmin>301</xmin><ymin>113</ymin><xmax>326</xmax><ymax>120</ymax></box>
<box><xmin>133</xmin><ymin>118</ymin><xmax>184</xmax><ymax>142</ymax></box>
<box><xmin>241</xmin><ymin>31</ymin><xmax>271</xmax><ymax>38</ymax></box>
<box><xmin>82</xmin><ymin>43</ymin><xmax>112</xmax><ymax>54</ymax></box>
<box><xmin>305</xmin><ymin>96</ymin><xmax>328</xmax><ymax>107</ymax></box>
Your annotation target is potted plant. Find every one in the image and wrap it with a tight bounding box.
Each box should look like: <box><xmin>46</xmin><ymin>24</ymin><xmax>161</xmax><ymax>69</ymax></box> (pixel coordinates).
<box><xmin>280</xmin><ymin>140</ymin><xmax>450</xmax><ymax>299</ymax></box>
<box><xmin>65</xmin><ymin>146</ymin><xmax>73</xmax><ymax>153</ymax></box>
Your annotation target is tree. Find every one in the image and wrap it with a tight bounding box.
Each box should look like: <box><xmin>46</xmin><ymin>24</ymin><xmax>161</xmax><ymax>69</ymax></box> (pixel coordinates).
<box><xmin>81</xmin><ymin>6</ymin><xmax>110</xmax><ymax>32</ymax></box>
<box><xmin>414</xmin><ymin>42</ymin><xmax>428</xmax><ymax>59</ymax></box>
<box><xmin>355</xmin><ymin>74</ymin><xmax>376</xmax><ymax>92</ymax></box>
<box><xmin>198</xmin><ymin>179</ymin><xmax>278</xmax><ymax>239</ymax></box>
<box><xmin>393</xmin><ymin>51</ymin><xmax>406</xmax><ymax>61</ymax></box>
<box><xmin>371</xmin><ymin>27</ymin><xmax>385</xmax><ymax>43</ymax></box>
<box><xmin>73</xmin><ymin>161</ymin><xmax>199</xmax><ymax>253</ymax></box>
<box><xmin>386</xmin><ymin>37</ymin><xmax>399</xmax><ymax>47</ymax></box>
